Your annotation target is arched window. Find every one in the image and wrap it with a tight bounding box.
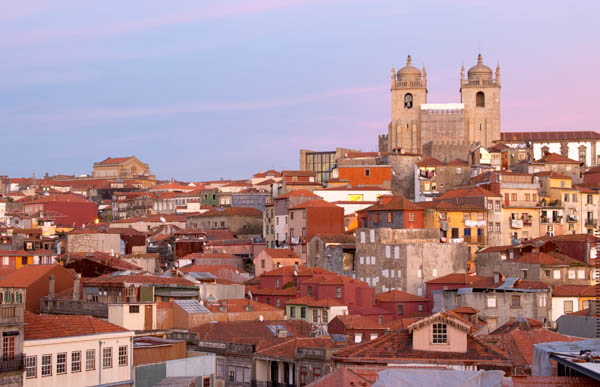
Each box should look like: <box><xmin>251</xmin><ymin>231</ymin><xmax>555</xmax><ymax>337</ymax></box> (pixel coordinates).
<box><xmin>476</xmin><ymin>91</ymin><xmax>485</xmax><ymax>107</ymax></box>
<box><xmin>404</xmin><ymin>93</ymin><xmax>413</xmax><ymax>109</ymax></box>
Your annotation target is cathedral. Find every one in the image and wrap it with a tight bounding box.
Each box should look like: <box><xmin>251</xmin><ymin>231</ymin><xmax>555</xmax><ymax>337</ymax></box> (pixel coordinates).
<box><xmin>380</xmin><ymin>54</ymin><xmax>501</xmax><ymax>159</ymax></box>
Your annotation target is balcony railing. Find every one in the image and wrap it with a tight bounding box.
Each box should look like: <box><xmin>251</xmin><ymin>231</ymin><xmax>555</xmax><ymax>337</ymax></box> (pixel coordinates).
<box><xmin>463</xmin><ymin>236</ymin><xmax>487</xmax><ymax>245</ymax></box>
<box><xmin>0</xmin><ymin>305</ymin><xmax>24</xmax><ymax>326</ymax></box>
<box><xmin>0</xmin><ymin>354</ymin><xmax>25</xmax><ymax>372</ymax></box>
<box><xmin>585</xmin><ymin>219</ymin><xmax>597</xmax><ymax>227</ymax></box>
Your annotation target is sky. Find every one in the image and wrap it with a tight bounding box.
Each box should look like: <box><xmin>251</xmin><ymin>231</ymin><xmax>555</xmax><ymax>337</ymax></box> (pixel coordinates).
<box><xmin>1</xmin><ymin>1</ymin><xmax>598</xmax><ymax>181</ymax></box>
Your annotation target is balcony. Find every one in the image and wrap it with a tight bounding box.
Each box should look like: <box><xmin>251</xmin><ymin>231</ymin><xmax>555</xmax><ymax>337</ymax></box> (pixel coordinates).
<box><xmin>585</xmin><ymin>219</ymin><xmax>597</xmax><ymax>227</ymax></box>
<box><xmin>463</xmin><ymin>235</ymin><xmax>487</xmax><ymax>245</ymax></box>
<box><xmin>0</xmin><ymin>305</ymin><xmax>24</xmax><ymax>326</ymax></box>
<box><xmin>0</xmin><ymin>354</ymin><xmax>25</xmax><ymax>372</ymax></box>
<box><xmin>567</xmin><ymin>215</ymin><xmax>579</xmax><ymax>223</ymax></box>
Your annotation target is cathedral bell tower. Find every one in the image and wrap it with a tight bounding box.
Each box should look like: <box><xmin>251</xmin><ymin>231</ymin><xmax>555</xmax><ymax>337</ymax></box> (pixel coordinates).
<box><xmin>389</xmin><ymin>55</ymin><xmax>427</xmax><ymax>153</ymax></box>
<box><xmin>461</xmin><ymin>54</ymin><xmax>501</xmax><ymax>147</ymax></box>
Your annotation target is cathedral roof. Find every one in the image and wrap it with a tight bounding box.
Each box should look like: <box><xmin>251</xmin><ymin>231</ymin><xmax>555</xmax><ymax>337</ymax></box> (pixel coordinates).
<box><xmin>397</xmin><ymin>55</ymin><xmax>421</xmax><ymax>81</ymax></box>
<box><xmin>468</xmin><ymin>54</ymin><xmax>493</xmax><ymax>79</ymax></box>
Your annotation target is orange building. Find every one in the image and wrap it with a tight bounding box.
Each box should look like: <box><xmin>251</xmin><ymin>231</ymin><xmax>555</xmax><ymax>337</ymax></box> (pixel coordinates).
<box><xmin>336</xmin><ymin>166</ymin><xmax>392</xmax><ymax>189</ymax></box>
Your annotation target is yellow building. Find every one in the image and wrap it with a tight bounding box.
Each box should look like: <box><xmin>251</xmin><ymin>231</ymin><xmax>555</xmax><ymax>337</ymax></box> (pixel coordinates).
<box><xmin>543</xmin><ymin>173</ymin><xmax>581</xmax><ymax>234</ymax></box>
<box><xmin>92</xmin><ymin>156</ymin><xmax>154</xmax><ymax>180</ymax></box>
<box><xmin>423</xmin><ymin>200</ymin><xmax>488</xmax><ymax>272</ymax></box>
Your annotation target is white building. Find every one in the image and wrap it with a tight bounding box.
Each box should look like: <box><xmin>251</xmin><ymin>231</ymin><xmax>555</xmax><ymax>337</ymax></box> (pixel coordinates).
<box><xmin>24</xmin><ymin>312</ymin><xmax>135</xmax><ymax>387</ymax></box>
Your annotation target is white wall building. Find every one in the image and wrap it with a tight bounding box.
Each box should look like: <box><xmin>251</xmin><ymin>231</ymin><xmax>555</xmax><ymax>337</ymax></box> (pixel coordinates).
<box><xmin>24</xmin><ymin>313</ymin><xmax>135</xmax><ymax>387</ymax></box>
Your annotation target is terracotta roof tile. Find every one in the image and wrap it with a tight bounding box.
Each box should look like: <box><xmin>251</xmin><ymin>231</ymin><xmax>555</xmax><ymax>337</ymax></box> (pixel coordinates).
<box><xmin>192</xmin><ymin>207</ymin><xmax>262</xmax><ymax>217</ymax></box>
<box><xmin>375</xmin><ymin>290</ymin><xmax>430</xmax><ymax>303</ymax></box>
<box><xmin>0</xmin><ymin>265</ymin><xmax>64</xmax><ymax>288</ymax></box>
<box><xmin>289</xmin><ymin>199</ymin><xmax>340</xmax><ymax>210</ymax></box>
<box><xmin>262</xmin><ymin>249</ymin><xmax>299</xmax><ymax>259</ymax></box>
<box><xmin>24</xmin><ymin>311</ymin><xmax>128</xmax><ymax>340</ymax></box>
<box><xmin>501</xmin><ymin>131</ymin><xmax>600</xmax><ymax>142</ymax></box>
<box><xmin>537</xmin><ymin>153</ymin><xmax>581</xmax><ymax>164</ymax></box>
<box><xmin>85</xmin><ymin>272</ymin><xmax>195</xmax><ymax>287</ymax></box>
<box><xmin>286</xmin><ymin>296</ymin><xmax>346</xmax><ymax>307</ymax></box>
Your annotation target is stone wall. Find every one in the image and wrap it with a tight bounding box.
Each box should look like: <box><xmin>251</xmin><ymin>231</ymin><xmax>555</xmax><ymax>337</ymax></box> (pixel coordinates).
<box><xmin>67</xmin><ymin>232</ymin><xmax>121</xmax><ymax>254</ymax></box>
<box><xmin>354</xmin><ymin>228</ymin><xmax>468</xmax><ymax>295</ymax></box>
<box><xmin>384</xmin><ymin>153</ymin><xmax>420</xmax><ymax>199</ymax></box>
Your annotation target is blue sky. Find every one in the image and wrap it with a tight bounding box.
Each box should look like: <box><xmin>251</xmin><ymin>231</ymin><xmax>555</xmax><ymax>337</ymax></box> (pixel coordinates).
<box><xmin>1</xmin><ymin>1</ymin><xmax>598</xmax><ymax>181</ymax></box>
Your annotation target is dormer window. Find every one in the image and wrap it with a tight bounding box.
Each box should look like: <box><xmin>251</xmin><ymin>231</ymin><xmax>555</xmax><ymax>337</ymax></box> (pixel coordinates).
<box><xmin>432</xmin><ymin>323</ymin><xmax>448</xmax><ymax>344</ymax></box>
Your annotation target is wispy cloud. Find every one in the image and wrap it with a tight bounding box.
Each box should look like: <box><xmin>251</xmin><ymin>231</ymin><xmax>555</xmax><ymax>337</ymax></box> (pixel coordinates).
<box><xmin>29</xmin><ymin>84</ymin><xmax>385</xmax><ymax>123</ymax></box>
<box><xmin>0</xmin><ymin>0</ymin><xmax>324</xmax><ymax>50</ymax></box>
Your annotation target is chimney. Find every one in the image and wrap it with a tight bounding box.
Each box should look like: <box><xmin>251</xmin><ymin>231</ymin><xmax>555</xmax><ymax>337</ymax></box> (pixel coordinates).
<box><xmin>73</xmin><ymin>273</ymin><xmax>81</xmax><ymax>301</ymax></box>
<box><xmin>48</xmin><ymin>274</ymin><xmax>55</xmax><ymax>299</ymax></box>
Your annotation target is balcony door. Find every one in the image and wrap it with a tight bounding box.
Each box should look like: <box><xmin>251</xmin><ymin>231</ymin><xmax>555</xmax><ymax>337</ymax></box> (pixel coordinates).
<box><xmin>2</xmin><ymin>336</ymin><xmax>15</xmax><ymax>360</ymax></box>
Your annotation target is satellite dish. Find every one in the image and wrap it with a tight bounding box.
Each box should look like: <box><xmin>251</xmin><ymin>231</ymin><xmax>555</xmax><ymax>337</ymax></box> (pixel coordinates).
<box><xmin>259</xmin><ymin>315</ymin><xmax>264</xmax><ymax>322</ymax></box>
<box><xmin>160</xmin><ymin>216</ymin><xmax>167</xmax><ymax>223</ymax></box>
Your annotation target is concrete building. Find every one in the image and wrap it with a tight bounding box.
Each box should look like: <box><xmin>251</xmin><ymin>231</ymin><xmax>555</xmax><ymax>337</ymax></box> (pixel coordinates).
<box><xmin>384</xmin><ymin>54</ymin><xmax>501</xmax><ymax>155</ymax></box>
<box><xmin>434</xmin><ymin>274</ymin><xmax>551</xmax><ymax>331</ymax></box>
<box><xmin>67</xmin><ymin>229</ymin><xmax>122</xmax><ymax>254</ymax></box>
<box><xmin>23</xmin><ymin>312</ymin><xmax>135</xmax><ymax>387</ymax></box>
<box><xmin>307</xmin><ymin>234</ymin><xmax>355</xmax><ymax>278</ymax></box>
<box><xmin>254</xmin><ymin>249</ymin><xmax>301</xmax><ymax>277</ymax></box>
<box><xmin>354</xmin><ymin>228</ymin><xmax>468</xmax><ymax>296</ymax></box>
<box><xmin>271</xmin><ymin>190</ymin><xmax>320</xmax><ymax>249</ymax></box>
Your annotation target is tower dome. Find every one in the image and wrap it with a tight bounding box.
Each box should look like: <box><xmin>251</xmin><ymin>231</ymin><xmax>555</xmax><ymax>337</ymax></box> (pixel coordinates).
<box><xmin>397</xmin><ymin>55</ymin><xmax>422</xmax><ymax>82</ymax></box>
<box><xmin>467</xmin><ymin>53</ymin><xmax>492</xmax><ymax>81</ymax></box>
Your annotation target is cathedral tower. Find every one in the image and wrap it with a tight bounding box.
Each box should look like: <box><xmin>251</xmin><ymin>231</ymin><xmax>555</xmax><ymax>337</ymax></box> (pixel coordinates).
<box><xmin>389</xmin><ymin>55</ymin><xmax>427</xmax><ymax>153</ymax></box>
<box><xmin>461</xmin><ymin>54</ymin><xmax>501</xmax><ymax>147</ymax></box>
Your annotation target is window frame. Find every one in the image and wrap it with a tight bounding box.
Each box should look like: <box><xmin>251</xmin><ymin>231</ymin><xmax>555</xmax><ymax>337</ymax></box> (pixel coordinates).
<box><xmin>86</xmin><ymin>349</ymin><xmax>95</xmax><ymax>371</ymax></box>
<box><xmin>102</xmin><ymin>347</ymin><xmax>113</xmax><ymax>369</ymax></box>
<box><xmin>25</xmin><ymin>355</ymin><xmax>37</xmax><ymax>378</ymax></box>
<box><xmin>72</xmin><ymin>351</ymin><xmax>81</xmax><ymax>373</ymax></box>
<box><xmin>432</xmin><ymin>323</ymin><xmax>448</xmax><ymax>344</ymax></box>
<box><xmin>118</xmin><ymin>345</ymin><xmax>128</xmax><ymax>367</ymax></box>
<box><xmin>41</xmin><ymin>354</ymin><xmax>52</xmax><ymax>377</ymax></box>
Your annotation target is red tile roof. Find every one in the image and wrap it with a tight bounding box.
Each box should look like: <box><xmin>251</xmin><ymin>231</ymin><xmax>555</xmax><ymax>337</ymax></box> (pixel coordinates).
<box><xmin>439</xmin><ymin>186</ymin><xmax>502</xmax><ymax>199</ymax></box>
<box><xmin>252</xmin><ymin>287</ymin><xmax>298</xmax><ymax>296</ymax></box>
<box><xmin>416</xmin><ymin>157</ymin><xmax>444</xmax><ymax>167</ymax></box>
<box><xmin>289</xmin><ymin>199</ymin><xmax>340</xmax><ymax>210</ymax></box>
<box><xmin>512</xmin><ymin>376</ymin><xmax>599</xmax><ymax>386</ymax></box>
<box><xmin>537</xmin><ymin>153</ymin><xmax>581</xmax><ymax>164</ymax></box>
<box><xmin>514</xmin><ymin>252</ymin><xmax>584</xmax><ymax>266</ymax></box>
<box><xmin>314</xmin><ymin>234</ymin><xmax>355</xmax><ymax>244</ymax></box>
<box><xmin>552</xmin><ymin>285</ymin><xmax>592</xmax><ymax>297</ymax></box>
<box><xmin>333</xmin><ymin>328</ymin><xmax>510</xmax><ymax>366</ymax></box>
<box><xmin>501</xmin><ymin>131</ymin><xmax>600</xmax><ymax>142</ymax></box>
<box><xmin>255</xmin><ymin>336</ymin><xmax>342</xmax><ymax>360</ymax></box>
<box><xmin>24</xmin><ymin>311</ymin><xmax>128</xmax><ymax>340</ymax></box>
<box><xmin>204</xmin><ymin>299</ymin><xmax>280</xmax><ymax>313</ymax></box>
<box><xmin>286</xmin><ymin>296</ymin><xmax>346</xmax><ymax>307</ymax></box>
<box><xmin>375</xmin><ymin>290</ymin><xmax>430</xmax><ymax>303</ymax></box>
<box><xmin>275</xmin><ymin>190</ymin><xmax>320</xmax><ymax>200</ymax></box>
<box><xmin>0</xmin><ymin>265</ymin><xmax>65</xmax><ymax>288</ymax></box>
<box><xmin>94</xmin><ymin>156</ymin><xmax>136</xmax><ymax>166</ymax></box>
<box><xmin>426</xmin><ymin>272</ymin><xmax>485</xmax><ymax>285</ymax></box>
<box><xmin>85</xmin><ymin>272</ymin><xmax>195</xmax><ymax>287</ymax></box>
<box><xmin>189</xmin><ymin>319</ymin><xmax>313</xmax><ymax>341</ymax></box>
<box><xmin>261</xmin><ymin>266</ymin><xmax>333</xmax><ymax>277</ymax></box>
<box><xmin>534</xmin><ymin>171</ymin><xmax>572</xmax><ymax>179</ymax></box>
<box><xmin>192</xmin><ymin>207</ymin><xmax>262</xmax><ymax>217</ymax></box>
<box><xmin>182</xmin><ymin>253</ymin><xmax>239</xmax><ymax>260</ymax></box>
<box><xmin>359</xmin><ymin>195</ymin><xmax>422</xmax><ymax>212</ymax></box>
<box><xmin>262</xmin><ymin>249</ymin><xmax>299</xmax><ymax>259</ymax></box>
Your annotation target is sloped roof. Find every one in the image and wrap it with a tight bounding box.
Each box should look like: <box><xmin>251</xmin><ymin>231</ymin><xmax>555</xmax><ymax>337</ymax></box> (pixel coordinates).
<box><xmin>375</xmin><ymin>290</ymin><xmax>430</xmax><ymax>303</ymax></box>
<box><xmin>94</xmin><ymin>156</ymin><xmax>136</xmax><ymax>166</ymax></box>
<box><xmin>534</xmin><ymin>171</ymin><xmax>572</xmax><ymax>179</ymax></box>
<box><xmin>416</xmin><ymin>157</ymin><xmax>444</xmax><ymax>167</ymax></box>
<box><xmin>359</xmin><ymin>195</ymin><xmax>422</xmax><ymax>212</ymax></box>
<box><xmin>536</xmin><ymin>153</ymin><xmax>581</xmax><ymax>164</ymax></box>
<box><xmin>85</xmin><ymin>272</ymin><xmax>195</xmax><ymax>287</ymax></box>
<box><xmin>289</xmin><ymin>199</ymin><xmax>340</xmax><ymax>210</ymax></box>
<box><xmin>514</xmin><ymin>252</ymin><xmax>584</xmax><ymax>266</ymax></box>
<box><xmin>275</xmin><ymin>189</ymin><xmax>320</xmax><ymax>200</ymax></box>
<box><xmin>552</xmin><ymin>284</ymin><xmax>593</xmax><ymax>297</ymax></box>
<box><xmin>24</xmin><ymin>311</ymin><xmax>128</xmax><ymax>340</ymax></box>
<box><xmin>286</xmin><ymin>296</ymin><xmax>346</xmax><ymax>307</ymax></box>
<box><xmin>262</xmin><ymin>249</ymin><xmax>299</xmax><ymax>259</ymax></box>
<box><xmin>501</xmin><ymin>131</ymin><xmax>600</xmax><ymax>142</ymax></box>
<box><xmin>193</xmin><ymin>207</ymin><xmax>262</xmax><ymax>217</ymax></box>
<box><xmin>0</xmin><ymin>265</ymin><xmax>65</xmax><ymax>288</ymax></box>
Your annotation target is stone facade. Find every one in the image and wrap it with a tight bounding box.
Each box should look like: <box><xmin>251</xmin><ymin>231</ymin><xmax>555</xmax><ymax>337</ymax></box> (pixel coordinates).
<box><xmin>387</xmin><ymin>54</ymin><xmax>500</xmax><ymax>155</ymax></box>
<box><xmin>307</xmin><ymin>235</ymin><xmax>355</xmax><ymax>278</ymax></box>
<box><xmin>383</xmin><ymin>152</ymin><xmax>420</xmax><ymax>199</ymax></box>
<box><xmin>67</xmin><ymin>231</ymin><xmax>121</xmax><ymax>254</ymax></box>
<box><xmin>437</xmin><ymin>287</ymin><xmax>551</xmax><ymax>330</ymax></box>
<box><xmin>354</xmin><ymin>228</ymin><xmax>468</xmax><ymax>296</ymax></box>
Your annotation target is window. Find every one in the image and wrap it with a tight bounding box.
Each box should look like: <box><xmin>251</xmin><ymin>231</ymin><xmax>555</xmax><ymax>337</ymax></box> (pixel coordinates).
<box><xmin>72</xmin><ymin>351</ymin><xmax>81</xmax><ymax>372</ymax></box>
<box><xmin>487</xmin><ymin>295</ymin><xmax>497</xmax><ymax>308</ymax></box>
<box><xmin>525</xmin><ymin>193</ymin><xmax>530</xmax><ymax>201</ymax></box>
<box><xmin>568</xmin><ymin>270</ymin><xmax>576</xmax><ymax>279</ymax></box>
<box><xmin>432</xmin><ymin>323</ymin><xmax>448</xmax><ymax>344</ymax></box>
<box><xmin>538</xmin><ymin>294</ymin><xmax>547</xmax><ymax>307</ymax></box>
<box><xmin>290</xmin><ymin>211</ymin><xmax>294</xmax><ymax>220</ymax></box>
<box><xmin>25</xmin><ymin>356</ymin><xmax>36</xmax><ymax>378</ymax></box>
<box><xmin>397</xmin><ymin>304</ymin><xmax>403</xmax><ymax>316</ymax></box>
<box><xmin>354</xmin><ymin>333</ymin><xmax>362</xmax><ymax>343</ymax></box>
<box><xmin>573</xmin><ymin>194</ymin><xmax>578</xmax><ymax>203</ymax></box>
<box><xmin>300</xmin><ymin>307</ymin><xmax>306</xmax><ymax>319</ymax></box>
<box><xmin>364</xmin><ymin>168</ymin><xmax>371</xmax><ymax>177</ymax></box>
<box><xmin>57</xmin><ymin>352</ymin><xmax>67</xmax><ymax>374</ymax></box>
<box><xmin>2</xmin><ymin>336</ymin><xmax>14</xmax><ymax>358</ymax></box>
<box><xmin>276</xmin><ymin>298</ymin><xmax>281</xmax><ymax>308</ymax></box>
<box><xmin>564</xmin><ymin>300</ymin><xmax>574</xmax><ymax>314</ymax></box>
<box><xmin>323</xmin><ymin>309</ymin><xmax>328</xmax><ymax>322</ymax></box>
<box><xmin>588</xmin><ymin>195</ymin><xmax>593</xmax><ymax>205</ymax></box>
<box><xmin>418</xmin><ymin>304</ymin><xmax>423</xmax><ymax>312</ymax></box>
<box><xmin>261</xmin><ymin>259</ymin><xmax>265</xmax><ymax>269</ymax></box>
<box><xmin>42</xmin><ymin>354</ymin><xmax>52</xmax><ymax>376</ymax></box>
<box><xmin>336</xmin><ymin>287</ymin><xmax>342</xmax><ymax>299</ymax></box>
<box><xmin>578</xmin><ymin>269</ymin><xmax>586</xmax><ymax>279</ymax></box>
<box><xmin>404</xmin><ymin>93</ymin><xmax>413</xmax><ymax>109</ymax></box>
<box><xmin>86</xmin><ymin>350</ymin><xmax>95</xmax><ymax>371</ymax></box>
<box><xmin>129</xmin><ymin>305</ymin><xmax>139</xmax><ymax>313</ymax></box>
<box><xmin>408</xmin><ymin>212</ymin><xmax>415</xmax><ymax>223</ymax></box>
<box><xmin>275</xmin><ymin>279</ymin><xmax>280</xmax><ymax>288</ymax></box>
<box><xmin>102</xmin><ymin>347</ymin><xmax>112</xmax><ymax>369</ymax></box>
<box><xmin>495</xmin><ymin>222</ymin><xmax>501</xmax><ymax>232</ymax></box>
<box><xmin>553</xmin><ymin>269</ymin><xmax>561</xmax><ymax>279</ymax></box>
<box><xmin>511</xmin><ymin>193</ymin><xmax>517</xmax><ymax>201</ymax></box>
<box><xmin>511</xmin><ymin>295</ymin><xmax>521</xmax><ymax>308</ymax></box>
<box><xmin>266</xmin><ymin>297</ymin><xmax>271</xmax><ymax>305</ymax></box>
<box><xmin>290</xmin><ymin>306</ymin><xmax>296</xmax><ymax>318</ymax></box>
<box><xmin>387</xmin><ymin>212</ymin><xmax>393</xmax><ymax>223</ymax></box>
<box><xmin>488</xmin><ymin>223</ymin><xmax>493</xmax><ymax>233</ymax></box>
<box><xmin>229</xmin><ymin>370</ymin><xmax>235</xmax><ymax>382</ymax></box>
<box><xmin>118</xmin><ymin>346</ymin><xmax>128</xmax><ymax>366</ymax></box>
<box><xmin>476</xmin><ymin>91</ymin><xmax>485</xmax><ymax>107</ymax></box>
<box><xmin>564</xmin><ymin>193</ymin><xmax>569</xmax><ymax>202</ymax></box>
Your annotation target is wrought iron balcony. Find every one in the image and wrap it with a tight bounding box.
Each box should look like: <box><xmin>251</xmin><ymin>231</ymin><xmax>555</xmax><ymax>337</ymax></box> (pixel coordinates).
<box><xmin>0</xmin><ymin>354</ymin><xmax>25</xmax><ymax>372</ymax></box>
